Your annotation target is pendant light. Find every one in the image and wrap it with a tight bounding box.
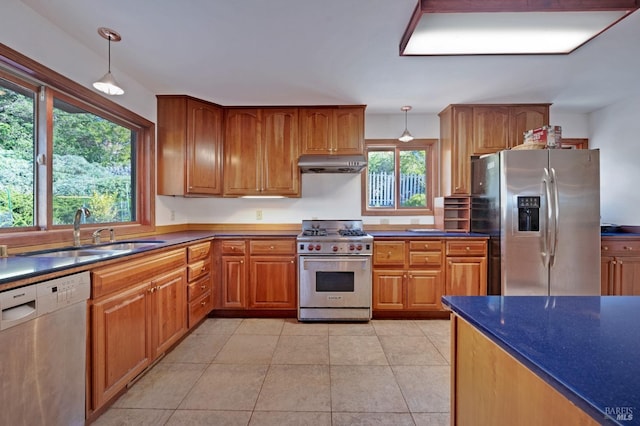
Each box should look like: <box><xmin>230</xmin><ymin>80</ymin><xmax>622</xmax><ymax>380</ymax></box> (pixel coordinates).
<box><xmin>398</xmin><ymin>106</ymin><xmax>414</xmax><ymax>143</ymax></box>
<box><xmin>93</xmin><ymin>27</ymin><xmax>124</xmax><ymax>96</ymax></box>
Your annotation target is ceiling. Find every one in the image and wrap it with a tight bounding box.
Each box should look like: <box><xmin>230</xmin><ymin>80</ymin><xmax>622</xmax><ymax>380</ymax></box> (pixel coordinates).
<box><xmin>19</xmin><ymin>0</ymin><xmax>640</xmax><ymax>114</ymax></box>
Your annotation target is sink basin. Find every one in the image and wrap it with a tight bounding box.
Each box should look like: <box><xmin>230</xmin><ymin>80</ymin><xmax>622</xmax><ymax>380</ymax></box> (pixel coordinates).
<box><xmin>91</xmin><ymin>241</ymin><xmax>165</xmax><ymax>251</ymax></box>
<box><xmin>19</xmin><ymin>240</ymin><xmax>165</xmax><ymax>258</ymax></box>
<box><xmin>21</xmin><ymin>248</ymin><xmax>127</xmax><ymax>258</ymax></box>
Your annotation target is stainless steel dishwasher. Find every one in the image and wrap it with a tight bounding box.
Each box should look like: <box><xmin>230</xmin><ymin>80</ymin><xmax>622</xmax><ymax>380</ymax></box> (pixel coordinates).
<box><xmin>0</xmin><ymin>271</ymin><xmax>90</xmax><ymax>426</ymax></box>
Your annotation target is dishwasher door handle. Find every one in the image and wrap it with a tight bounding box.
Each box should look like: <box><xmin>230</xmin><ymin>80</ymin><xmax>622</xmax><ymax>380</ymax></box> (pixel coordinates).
<box><xmin>1</xmin><ymin>301</ymin><xmax>37</xmax><ymax>329</ymax></box>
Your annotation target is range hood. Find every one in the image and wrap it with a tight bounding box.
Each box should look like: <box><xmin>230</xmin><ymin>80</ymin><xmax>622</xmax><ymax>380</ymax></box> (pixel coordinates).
<box><xmin>298</xmin><ymin>155</ymin><xmax>367</xmax><ymax>174</ymax></box>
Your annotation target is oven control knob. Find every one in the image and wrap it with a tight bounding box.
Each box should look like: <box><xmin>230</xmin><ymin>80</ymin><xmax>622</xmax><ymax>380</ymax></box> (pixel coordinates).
<box><xmin>332</xmin><ymin>246</ymin><xmax>338</xmax><ymax>252</ymax></box>
<box><xmin>315</xmin><ymin>244</ymin><xmax>321</xmax><ymax>251</ymax></box>
<box><xmin>349</xmin><ymin>244</ymin><xmax>355</xmax><ymax>251</ymax></box>
<box><xmin>356</xmin><ymin>244</ymin><xmax>363</xmax><ymax>251</ymax></box>
<box><xmin>308</xmin><ymin>245</ymin><xmax>314</xmax><ymax>251</ymax></box>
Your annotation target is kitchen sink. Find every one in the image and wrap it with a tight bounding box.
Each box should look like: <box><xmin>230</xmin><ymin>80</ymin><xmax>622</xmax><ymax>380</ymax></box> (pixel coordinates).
<box><xmin>19</xmin><ymin>240</ymin><xmax>165</xmax><ymax>258</ymax></box>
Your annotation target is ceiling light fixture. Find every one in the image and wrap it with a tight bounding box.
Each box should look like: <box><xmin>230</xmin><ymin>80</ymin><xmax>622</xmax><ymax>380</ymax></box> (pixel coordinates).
<box><xmin>398</xmin><ymin>106</ymin><xmax>414</xmax><ymax>143</ymax></box>
<box><xmin>93</xmin><ymin>27</ymin><xmax>124</xmax><ymax>95</ymax></box>
<box><xmin>400</xmin><ymin>0</ymin><xmax>638</xmax><ymax>56</ymax></box>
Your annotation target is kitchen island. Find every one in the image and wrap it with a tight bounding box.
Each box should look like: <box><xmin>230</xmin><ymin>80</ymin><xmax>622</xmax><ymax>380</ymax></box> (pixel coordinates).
<box><xmin>443</xmin><ymin>296</ymin><xmax>639</xmax><ymax>426</ymax></box>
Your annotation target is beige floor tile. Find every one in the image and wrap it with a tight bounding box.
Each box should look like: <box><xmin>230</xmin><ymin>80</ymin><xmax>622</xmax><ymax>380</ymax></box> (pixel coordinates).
<box><xmin>193</xmin><ymin>317</ymin><xmax>243</xmax><ymax>335</ymax></box>
<box><xmin>162</xmin><ymin>332</ymin><xmax>230</xmax><ymax>363</ymax></box>
<box><xmin>249</xmin><ymin>411</ymin><xmax>331</xmax><ymax>426</ymax></box>
<box><xmin>393</xmin><ymin>366</ymin><xmax>450</xmax><ymax>413</ymax></box>
<box><xmin>378</xmin><ymin>335</ymin><xmax>448</xmax><ymax>366</ymax></box>
<box><xmin>254</xmin><ymin>364</ymin><xmax>331</xmax><ymax>412</ymax></box>
<box><xmin>330</xmin><ymin>365</ymin><xmax>408</xmax><ymax>413</ymax></box>
<box><xmin>214</xmin><ymin>334</ymin><xmax>278</xmax><ymax>364</ymax></box>
<box><xmin>329</xmin><ymin>335</ymin><xmax>388</xmax><ymax>365</ymax></box>
<box><xmin>332</xmin><ymin>412</ymin><xmax>416</xmax><ymax>426</ymax></box>
<box><xmin>166</xmin><ymin>409</ymin><xmax>252</xmax><ymax>425</ymax></box>
<box><xmin>91</xmin><ymin>408</ymin><xmax>173</xmax><ymax>426</ymax></box>
<box><xmin>234</xmin><ymin>318</ymin><xmax>284</xmax><ymax>335</ymax></box>
<box><xmin>112</xmin><ymin>363</ymin><xmax>206</xmax><ymax>409</ymax></box>
<box><xmin>328</xmin><ymin>322</ymin><xmax>376</xmax><ymax>336</ymax></box>
<box><xmin>272</xmin><ymin>334</ymin><xmax>329</xmax><ymax>364</ymax></box>
<box><xmin>179</xmin><ymin>363</ymin><xmax>268</xmax><ymax>410</ymax></box>
<box><xmin>414</xmin><ymin>320</ymin><xmax>450</xmax><ymax>339</ymax></box>
<box><xmin>282</xmin><ymin>318</ymin><xmax>329</xmax><ymax>335</ymax></box>
<box><xmin>412</xmin><ymin>412</ymin><xmax>450</xmax><ymax>426</ymax></box>
<box><xmin>372</xmin><ymin>320</ymin><xmax>424</xmax><ymax>336</ymax></box>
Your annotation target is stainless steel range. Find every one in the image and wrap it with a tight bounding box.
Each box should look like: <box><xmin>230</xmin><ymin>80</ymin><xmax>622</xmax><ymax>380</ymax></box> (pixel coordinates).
<box><xmin>297</xmin><ymin>219</ymin><xmax>373</xmax><ymax>321</ymax></box>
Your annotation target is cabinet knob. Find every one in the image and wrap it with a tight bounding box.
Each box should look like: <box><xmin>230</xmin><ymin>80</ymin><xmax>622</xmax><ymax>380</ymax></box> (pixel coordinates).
<box><xmin>200</xmin><ymin>285</ymin><xmax>207</xmax><ymax>290</ymax></box>
<box><xmin>240</xmin><ymin>260</ymin><xmax>244</xmax><ymax>264</ymax></box>
<box><xmin>465</xmin><ymin>246</ymin><xmax>470</xmax><ymax>251</ymax></box>
<box><xmin>290</xmin><ymin>260</ymin><xmax>294</xmax><ymax>264</ymax></box>
<box><xmin>625</xmin><ymin>246</ymin><xmax>633</xmax><ymax>251</ymax></box>
<box><xmin>270</xmin><ymin>246</ymin><xmax>275</xmax><ymax>250</ymax></box>
<box><xmin>201</xmin><ymin>301</ymin><xmax>207</xmax><ymax>306</ymax></box>
<box><xmin>149</xmin><ymin>287</ymin><xmax>155</xmax><ymax>293</ymax></box>
<box><xmin>603</xmin><ymin>246</ymin><xmax>609</xmax><ymax>251</ymax></box>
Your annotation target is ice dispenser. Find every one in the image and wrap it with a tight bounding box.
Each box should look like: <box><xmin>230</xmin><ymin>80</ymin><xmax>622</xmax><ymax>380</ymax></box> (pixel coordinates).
<box><xmin>517</xmin><ymin>196</ymin><xmax>540</xmax><ymax>232</ymax></box>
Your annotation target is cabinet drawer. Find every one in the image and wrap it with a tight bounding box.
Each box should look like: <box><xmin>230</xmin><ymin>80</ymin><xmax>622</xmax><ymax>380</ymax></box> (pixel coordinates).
<box><xmin>221</xmin><ymin>240</ymin><xmax>246</xmax><ymax>255</ymax></box>
<box><xmin>188</xmin><ymin>241</ymin><xmax>211</xmax><ymax>262</ymax></box>
<box><xmin>446</xmin><ymin>240</ymin><xmax>487</xmax><ymax>256</ymax></box>
<box><xmin>187</xmin><ymin>258</ymin><xmax>211</xmax><ymax>283</ymax></box>
<box><xmin>409</xmin><ymin>252</ymin><xmax>442</xmax><ymax>267</ymax></box>
<box><xmin>601</xmin><ymin>239</ymin><xmax>640</xmax><ymax>255</ymax></box>
<box><xmin>250</xmin><ymin>239</ymin><xmax>295</xmax><ymax>255</ymax></box>
<box><xmin>373</xmin><ymin>241</ymin><xmax>406</xmax><ymax>266</ymax></box>
<box><xmin>409</xmin><ymin>241</ymin><xmax>443</xmax><ymax>252</ymax></box>
<box><xmin>187</xmin><ymin>274</ymin><xmax>212</xmax><ymax>302</ymax></box>
<box><xmin>188</xmin><ymin>291</ymin><xmax>213</xmax><ymax>328</ymax></box>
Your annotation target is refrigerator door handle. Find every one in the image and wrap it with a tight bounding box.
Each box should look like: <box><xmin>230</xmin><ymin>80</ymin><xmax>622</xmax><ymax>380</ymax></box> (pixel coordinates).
<box><xmin>542</xmin><ymin>168</ymin><xmax>552</xmax><ymax>268</ymax></box>
<box><xmin>549</xmin><ymin>167</ymin><xmax>560</xmax><ymax>267</ymax></box>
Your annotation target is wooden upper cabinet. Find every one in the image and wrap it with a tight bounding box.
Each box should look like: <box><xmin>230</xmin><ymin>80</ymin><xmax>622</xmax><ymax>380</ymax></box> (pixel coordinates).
<box><xmin>157</xmin><ymin>95</ymin><xmax>223</xmax><ymax>196</ymax></box>
<box><xmin>223</xmin><ymin>108</ymin><xmax>300</xmax><ymax>197</ymax></box>
<box><xmin>439</xmin><ymin>103</ymin><xmax>550</xmax><ymax>196</ymax></box>
<box><xmin>299</xmin><ymin>106</ymin><xmax>365</xmax><ymax>155</ymax></box>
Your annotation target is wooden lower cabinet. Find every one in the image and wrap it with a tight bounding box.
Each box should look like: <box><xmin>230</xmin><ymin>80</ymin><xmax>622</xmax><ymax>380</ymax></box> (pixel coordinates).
<box><xmin>217</xmin><ymin>238</ymin><xmax>296</xmax><ymax>310</ymax></box>
<box><xmin>451</xmin><ymin>315</ymin><xmax>598</xmax><ymax>425</ymax></box>
<box><xmin>601</xmin><ymin>237</ymin><xmax>640</xmax><ymax>295</ymax></box>
<box><xmin>90</xmin><ymin>249</ymin><xmax>187</xmax><ymax>411</ymax></box>
<box><xmin>186</xmin><ymin>241</ymin><xmax>214</xmax><ymax>327</ymax></box>
<box><xmin>373</xmin><ymin>238</ymin><xmax>487</xmax><ymax>313</ymax></box>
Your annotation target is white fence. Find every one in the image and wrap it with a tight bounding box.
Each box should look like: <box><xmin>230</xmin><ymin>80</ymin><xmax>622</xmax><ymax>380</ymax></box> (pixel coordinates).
<box><xmin>368</xmin><ymin>172</ymin><xmax>425</xmax><ymax>207</ymax></box>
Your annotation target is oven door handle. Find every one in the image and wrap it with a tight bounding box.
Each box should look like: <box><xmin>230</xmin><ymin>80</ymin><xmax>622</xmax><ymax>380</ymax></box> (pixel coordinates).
<box><xmin>301</xmin><ymin>257</ymin><xmax>370</xmax><ymax>269</ymax></box>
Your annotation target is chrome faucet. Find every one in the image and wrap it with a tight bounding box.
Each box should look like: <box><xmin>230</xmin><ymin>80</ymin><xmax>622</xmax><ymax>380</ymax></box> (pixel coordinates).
<box><xmin>92</xmin><ymin>227</ymin><xmax>115</xmax><ymax>244</ymax></box>
<box><xmin>73</xmin><ymin>207</ymin><xmax>90</xmax><ymax>246</ymax></box>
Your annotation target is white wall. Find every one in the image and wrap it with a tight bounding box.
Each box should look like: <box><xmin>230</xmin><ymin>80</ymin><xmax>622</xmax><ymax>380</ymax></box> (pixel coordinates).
<box><xmin>590</xmin><ymin>95</ymin><xmax>640</xmax><ymax>225</ymax></box>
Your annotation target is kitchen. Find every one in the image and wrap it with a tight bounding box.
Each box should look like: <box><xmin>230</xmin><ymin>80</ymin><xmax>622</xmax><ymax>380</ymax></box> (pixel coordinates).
<box><xmin>1</xmin><ymin>0</ymin><xmax>640</xmax><ymax>425</ymax></box>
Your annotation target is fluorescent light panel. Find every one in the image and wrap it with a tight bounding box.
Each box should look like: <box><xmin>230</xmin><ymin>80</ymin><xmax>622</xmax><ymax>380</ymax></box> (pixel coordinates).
<box><xmin>404</xmin><ymin>11</ymin><xmax>628</xmax><ymax>55</ymax></box>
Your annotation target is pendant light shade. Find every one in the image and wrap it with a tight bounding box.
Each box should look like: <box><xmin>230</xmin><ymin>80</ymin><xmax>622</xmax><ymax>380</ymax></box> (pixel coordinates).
<box><xmin>93</xmin><ymin>27</ymin><xmax>124</xmax><ymax>96</ymax></box>
<box><xmin>398</xmin><ymin>106</ymin><xmax>414</xmax><ymax>143</ymax></box>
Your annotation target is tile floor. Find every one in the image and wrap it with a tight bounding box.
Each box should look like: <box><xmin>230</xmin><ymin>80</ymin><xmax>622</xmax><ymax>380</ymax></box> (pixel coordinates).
<box><xmin>93</xmin><ymin>318</ymin><xmax>451</xmax><ymax>426</ymax></box>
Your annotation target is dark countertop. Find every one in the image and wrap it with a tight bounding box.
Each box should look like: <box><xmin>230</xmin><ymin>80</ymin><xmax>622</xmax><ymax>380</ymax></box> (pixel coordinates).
<box><xmin>442</xmin><ymin>296</ymin><xmax>640</xmax><ymax>426</ymax></box>
<box><xmin>0</xmin><ymin>231</ymin><xmax>216</xmax><ymax>289</ymax></box>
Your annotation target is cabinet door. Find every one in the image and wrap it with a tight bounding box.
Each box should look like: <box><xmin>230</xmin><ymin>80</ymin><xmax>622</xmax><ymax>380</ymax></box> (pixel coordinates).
<box><xmin>445</xmin><ymin>256</ymin><xmax>487</xmax><ymax>296</ymax></box>
<box><xmin>451</xmin><ymin>106</ymin><xmax>473</xmax><ymax>195</ymax></box>
<box><xmin>151</xmin><ymin>269</ymin><xmax>187</xmax><ymax>358</ymax></box>
<box><xmin>248</xmin><ymin>255</ymin><xmax>296</xmax><ymax>309</ymax></box>
<box><xmin>224</xmin><ymin>109</ymin><xmax>260</xmax><ymax>195</ymax></box>
<box><xmin>509</xmin><ymin>105</ymin><xmax>549</xmax><ymax>148</ymax></box>
<box><xmin>299</xmin><ymin>108</ymin><xmax>334</xmax><ymax>154</ymax></box>
<box><xmin>186</xmin><ymin>99</ymin><xmax>223</xmax><ymax>194</ymax></box>
<box><xmin>335</xmin><ymin>107</ymin><xmax>364</xmax><ymax>154</ymax></box>
<box><xmin>472</xmin><ymin>106</ymin><xmax>510</xmax><ymax>155</ymax></box>
<box><xmin>406</xmin><ymin>270</ymin><xmax>443</xmax><ymax>310</ymax></box>
<box><xmin>92</xmin><ymin>282</ymin><xmax>150</xmax><ymax>408</ymax></box>
<box><xmin>373</xmin><ymin>270</ymin><xmax>405</xmax><ymax>310</ymax></box>
<box><xmin>261</xmin><ymin>108</ymin><xmax>300</xmax><ymax>196</ymax></box>
<box><xmin>220</xmin><ymin>255</ymin><xmax>246</xmax><ymax>308</ymax></box>
<box><xmin>617</xmin><ymin>256</ymin><xmax>640</xmax><ymax>295</ymax></box>
<box><xmin>601</xmin><ymin>257</ymin><xmax>615</xmax><ymax>295</ymax></box>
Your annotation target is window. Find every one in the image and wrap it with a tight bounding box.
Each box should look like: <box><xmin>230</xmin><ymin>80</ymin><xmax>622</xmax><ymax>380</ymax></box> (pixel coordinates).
<box><xmin>0</xmin><ymin>44</ymin><xmax>154</xmax><ymax>247</ymax></box>
<box><xmin>361</xmin><ymin>139</ymin><xmax>437</xmax><ymax>216</ymax></box>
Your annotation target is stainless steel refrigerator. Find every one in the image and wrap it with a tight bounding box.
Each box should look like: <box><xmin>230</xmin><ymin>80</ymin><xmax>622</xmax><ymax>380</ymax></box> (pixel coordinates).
<box><xmin>471</xmin><ymin>149</ymin><xmax>600</xmax><ymax>296</ymax></box>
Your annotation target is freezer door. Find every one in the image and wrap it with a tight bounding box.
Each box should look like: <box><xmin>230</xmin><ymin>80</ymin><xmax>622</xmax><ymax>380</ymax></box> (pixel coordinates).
<box><xmin>501</xmin><ymin>150</ymin><xmax>549</xmax><ymax>295</ymax></box>
<box><xmin>548</xmin><ymin>149</ymin><xmax>600</xmax><ymax>295</ymax></box>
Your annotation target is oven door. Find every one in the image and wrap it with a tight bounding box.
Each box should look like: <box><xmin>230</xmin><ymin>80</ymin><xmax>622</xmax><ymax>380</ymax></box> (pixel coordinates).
<box><xmin>298</xmin><ymin>255</ymin><xmax>372</xmax><ymax>308</ymax></box>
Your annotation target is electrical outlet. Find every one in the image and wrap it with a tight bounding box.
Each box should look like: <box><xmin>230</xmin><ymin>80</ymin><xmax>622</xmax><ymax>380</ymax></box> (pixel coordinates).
<box><xmin>256</xmin><ymin>209</ymin><xmax>263</xmax><ymax>220</ymax></box>
<box><xmin>170</xmin><ymin>210</ymin><xmax>175</xmax><ymax>221</ymax></box>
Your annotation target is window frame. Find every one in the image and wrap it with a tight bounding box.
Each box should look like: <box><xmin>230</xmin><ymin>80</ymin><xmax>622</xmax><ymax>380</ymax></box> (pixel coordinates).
<box><xmin>0</xmin><ymin>43</ymin><xmax>155</xmax><ymax>249</ymax></box>
<box><xmin>361</xmin><ymin>138</ymin><xmax>437</xmax><ymax>216</ymax></box>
